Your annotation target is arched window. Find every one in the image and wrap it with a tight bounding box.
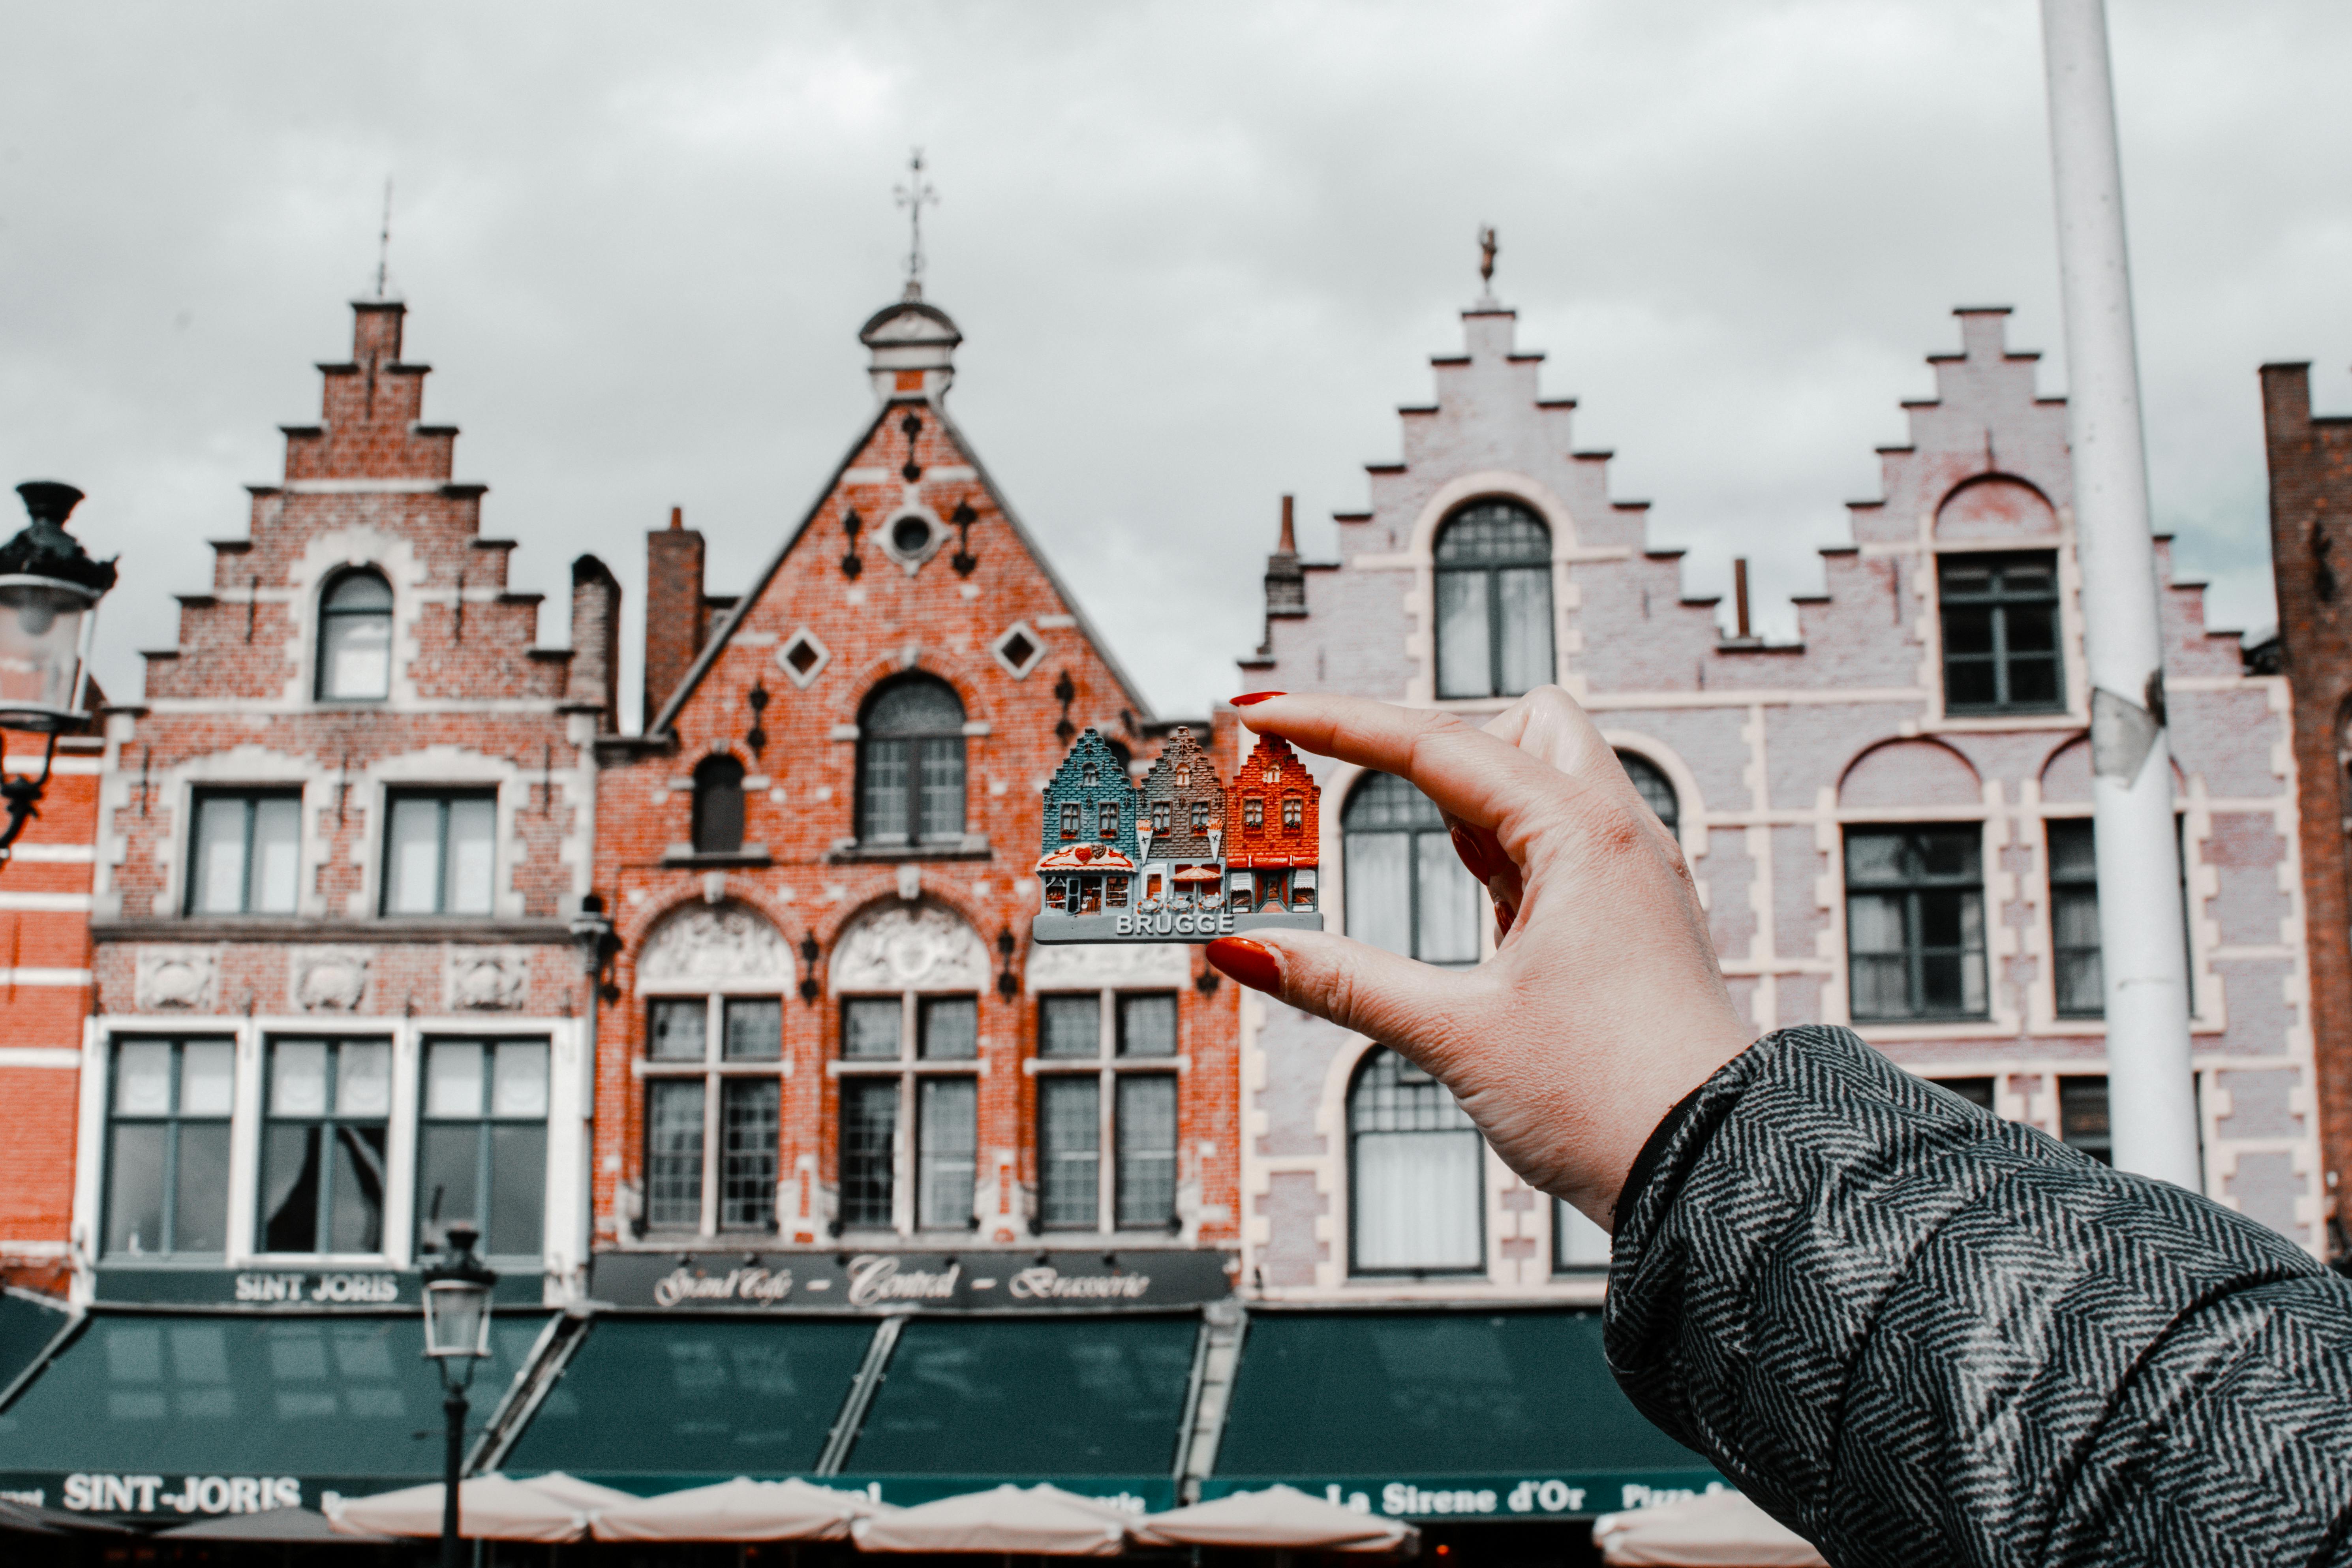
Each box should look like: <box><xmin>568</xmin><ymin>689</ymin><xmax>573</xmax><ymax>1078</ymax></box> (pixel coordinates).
<box><xmin>1349</xmin><ymin>1048</ymin><xmax>1483</xmax><ymax>1274</ymax></box>
<box><xmin>317</xmin><ymin>569</ymin><xmax>393</xmax><ymax>702</ymax></box>
<box><xmin>1342</xmin><ymin>773</ymin><xmax>1481</xmax><ymax>967</ymax></box>
<box><xmin>859</xmin><ymin>677</ymin><xmax>966</xmax><ymax>847</ymax></box>
<box><xmin>1434</xmin><ymin>500</ymin><xmax>1552</xmax><ymax>700</ymax></box>
<box><xmin>692</xmin><ymin>755</ymin><xmax>746</xmax><ymax>856</ymax></box>
<box><xmin>1616</xmin><ymin>751</ymin><xmax>1679</xmax><ymax>837</ymax></box>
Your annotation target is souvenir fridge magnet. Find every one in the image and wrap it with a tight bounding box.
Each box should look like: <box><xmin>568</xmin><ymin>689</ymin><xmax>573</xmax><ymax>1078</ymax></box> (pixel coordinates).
<box><xmin>1031</xmin><ymin>727</ymin><xmax>1323</xmax><ymax>943</ymax></box>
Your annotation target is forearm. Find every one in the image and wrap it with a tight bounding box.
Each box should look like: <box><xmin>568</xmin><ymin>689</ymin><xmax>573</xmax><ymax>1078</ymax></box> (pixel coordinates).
<box><xmin>1604</xmin><ymin>1025</ymin><xmax>2352</xmax><ymax>1568</ymax></box>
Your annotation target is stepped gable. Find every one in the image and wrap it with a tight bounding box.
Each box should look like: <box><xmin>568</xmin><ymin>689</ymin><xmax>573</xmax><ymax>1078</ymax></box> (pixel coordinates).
<box><xmin>1138</xmin><ymin>726</ymin><xmax>1225</xmax><ymax>863</ymax></box>
<box><xmin>1038</xmin><ymin>727</ymin><xmax>1142</xmax><ymax>867</ymax></box>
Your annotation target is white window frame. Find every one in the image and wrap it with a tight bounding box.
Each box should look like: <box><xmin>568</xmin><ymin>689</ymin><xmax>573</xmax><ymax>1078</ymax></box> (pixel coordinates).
<box><xmin>1029</xmin><ymin>989</ymin><xmax>1186</xmax><ymax>1236</ymax></box>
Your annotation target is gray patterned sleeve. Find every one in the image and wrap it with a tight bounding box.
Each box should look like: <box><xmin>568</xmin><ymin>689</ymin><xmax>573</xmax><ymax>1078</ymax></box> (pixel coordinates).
<box><xmin>1601</xmin><ymin>1024</ymin><xmax>2352</xmax><ymax>1567</ymax></box>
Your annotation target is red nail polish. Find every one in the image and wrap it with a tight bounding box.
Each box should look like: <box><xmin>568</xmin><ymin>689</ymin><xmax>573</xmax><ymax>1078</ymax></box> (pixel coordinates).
<box><xmin>1449</xmin><ymin>823</ymin><xmax>1496</xmax><ymax>883</ymax></box>
<box><xmin>1207</xmin><ymin>937</ymin><xmax>1282</xmax><ymax>994</ymax></box>
<box><xmin>1229</xmin><ymin>691</ymin><xmax>1286</xmax><ymax>707</ymax></box>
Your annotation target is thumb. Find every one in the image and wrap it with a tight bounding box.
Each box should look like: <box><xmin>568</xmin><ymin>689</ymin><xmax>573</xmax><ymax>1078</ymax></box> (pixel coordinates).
<box><xmin>1207</xmin><ymin>931</ymin><xmax>1489</xmax><ymax>1060</ymax></box>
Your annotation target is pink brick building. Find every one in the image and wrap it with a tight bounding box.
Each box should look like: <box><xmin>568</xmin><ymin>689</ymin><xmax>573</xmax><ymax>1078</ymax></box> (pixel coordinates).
<box><xmin>1234</xmin><ymin>297</ymin><xmax>2320</xmax><ymax>1307</ymax></box>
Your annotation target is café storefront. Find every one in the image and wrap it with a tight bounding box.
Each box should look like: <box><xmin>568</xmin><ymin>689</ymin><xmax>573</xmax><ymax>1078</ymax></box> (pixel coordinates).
<box><xmin>0</xmin><ymin>1252</ymin><xmax>1722</xmax><ymax>1543</ymax></box>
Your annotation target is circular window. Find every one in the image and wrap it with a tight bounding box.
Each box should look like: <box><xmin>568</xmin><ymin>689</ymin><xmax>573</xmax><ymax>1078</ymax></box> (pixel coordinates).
<box><xmin>891</xmin><ymin>515</ymin><xmax>932</xmax><ymax>556</ymax></box>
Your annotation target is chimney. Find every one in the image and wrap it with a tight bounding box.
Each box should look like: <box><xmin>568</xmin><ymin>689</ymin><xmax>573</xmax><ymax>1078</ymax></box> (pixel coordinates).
<box><xmin>569</xmin><ymin>554</ymin><xmax>621</xmax><ymax>732</ymax></box>
<box><xmin>644</xmin><ymin>507</ymin><xmax>708</xmax><ymax>733</ymax></box>
<box><xmin>1731</xmin><ymin>558</ymin><xmax>1753</xmax><ymax>643</ymax></box>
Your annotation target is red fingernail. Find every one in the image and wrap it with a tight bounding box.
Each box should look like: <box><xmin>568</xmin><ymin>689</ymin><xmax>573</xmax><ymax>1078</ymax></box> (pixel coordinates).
<box><xmin>1229</xmin><ymin>691</ymin><xmax>1286</xmax><ymax>706</ymax></box>
<box><xmin>1449</xmin><ymin>823</ymin><xmax>1497</xmax><ymax>883</ymax></box>
<box><xmin>1207</xmin><ymin>937</ymin><xmax>1282</xmax><ymax>994</ymax></box>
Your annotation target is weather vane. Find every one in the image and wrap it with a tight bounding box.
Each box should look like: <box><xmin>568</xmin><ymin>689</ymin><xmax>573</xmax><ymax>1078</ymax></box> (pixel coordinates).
<box><xmin>1477</xmin><ymin>223</ymin><xmax>1498</xmax><ymax>297</ymax></box>
<box><xmin>895</xmin><ymin>148</ymin><xmax>939</xmax><ymax>301</ymax></box>
<box><xmin>374</xmin><ymin>177</ymin><xmax>394</xmax><ymax>300</ymax></box>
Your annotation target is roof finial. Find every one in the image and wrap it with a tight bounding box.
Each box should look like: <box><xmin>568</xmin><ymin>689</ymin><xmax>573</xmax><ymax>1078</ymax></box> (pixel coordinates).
<box><xmin>895</xmin><ymin>148</ymin><xmax>939</xmax><ymax>302</ymax></box>
<box><xmin>374</xmin><ymin>176</ymin><xmax>394</xmax><ymax>300</ymax></box>
<box><xmin>1476</xmin><ymin>223</ymin><xmax>1498</xmax><ymax>304</ymax></box>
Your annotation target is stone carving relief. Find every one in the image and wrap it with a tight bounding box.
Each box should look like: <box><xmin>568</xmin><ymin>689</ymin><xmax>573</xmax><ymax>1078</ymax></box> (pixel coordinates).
<box><xmin>830</xmin><ymin>903</ymin><xmax>990</xmax><ymax>993</ymax></box>
<box><xmin>447</xmin><ymin>947</ymin><xmax>529</xmax><ymax>1012</ymax></box>
<box><xmin>136</xmin><ymin>947</ymin><xmax>220</xmax><ymax>1012</ymax></box>
<box><xmin>640</xmin><ymin>901</ymin><xmax>792</xmax><ymax>987</ymax></box>
<box><xmin>291</xmin><ymin>947</ymin><xmax>371</xmax><ymax>1013</ymax></box>
<box><xmin>1022</xmin><ymin>940</ymin><xmax>1190</xmax><ymax>993</ymax></box>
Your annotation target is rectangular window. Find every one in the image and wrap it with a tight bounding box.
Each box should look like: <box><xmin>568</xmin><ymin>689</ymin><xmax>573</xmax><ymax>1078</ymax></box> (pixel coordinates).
<box><xmin>1938</xmin><ymin>1077</ymin><xmax>1997</xmax><ymax>1112</ymax></box>
<box><xmin>1038</xmin><ymin>1076</ymin><xmax>1100</xmax><ymax>1229</ymax></box>
<box><xmin>2048</xmin><ymin>819</ymin><xmax>2103</xmax><ymax>1018</ymax></box>
<box><xmin>259</xmin><ymin>1039</ymin><xmax>392</xmax><ymax>1255</ymax></box>
<box><xmin>1061</xmin><ymin>802</ymin><xmax>1081</xmax><ymax>838</ymax></box>
<box><xmin>1117</xmin><ymin>993</ymin><xmax>1178</xmax><ymax>1058</ymax></box>
<box><xmin>105</xmin><ymin>1038</ymin><xmax>234</xmax><ymax>1257</ymax></box>
<box><xmin>842</xmin><ymin>997</ymin><xmax>902</xmax><ymax>1061</ymax></box>
<box><xmin>1191</xmin><ymin>802</ymin><xmax>1210</xmax><ymax>830</ymax></box>
<box><xmin>1940</xmin><ymin>551</ymin><xmax>2062</xmax><ymax>714</ymax></box>
<box><xmin>918</xmin><ymin>737</ymin><xmax>964</xmax><ymax>841</ymax></box>
<box><xmin>916</xmin><ymin>1077</ymin><xmax>976</xmax><ymax>1230</ymax></box>
<box><xmin>1152</xmin><ymin>802</ymin><xmax>1171</xmax><ymax>832</ymax></box>
<box><xmin>382</xmin><ymin>791</ymin><xmax>496</xmax><ymax>916</ymax></box>
<box><xmin>645</xmin><ymin>1080</ymin><xmax>705</xmax><ymax>1230</ymax></box>
<box><xmin>2044</xmin><ymin>815</ymin><xmax>2194</xmax><ymax>1020</ymax></box>
<box><xmin>1243</xmin><ymin>798</ymin><xmax>1264</xmax><ymax>829</ymax></box>
<box><xmin>720</xmin><ymin>1079</ymin><xmax>779</xmax><ymax>1230</ymax></box>
<box><xmin>1114</xmin><ymin>1074</ymin><xmax>1178</xmax><ymax>1229</ymax></box>
<box><xmin>1553</xmin><ymin>1200</ymin><xmax>1612</xmax><ymax>1272</ymax></box>
<box><xmin>649</xmin><ymin>998</ymin><xmax>708</xmax><ymax>1062</ymax></box>
<box><xmin>839</xmin><ymin>1078</ymin><xmax>897</xmax><ymax>1228</ymax></box>
<box><xmin>2059</xmin><ymin>1076</ymin><xmax>2112</xmax><ymax>1164</ymax></box>
<box><xmin>1039</xmin><ymin>995</ymin><xmax>1101</xmax><ymax>1059</ymax></box>
<box><xmin>187</xmin><ymin>791</ymin><xmax>302</xmax><ymax>915</ymax></box>
<box><xmin>1844</xmin><ymin>827</ymin><xmax>1987</xmax><ymax>1022</ymax></box>
<box><xmin>1283</xmin><ymin>796</ymin><xmax>1303</xmax><ymax>830</ymax></box>
<box><xmin>919</xmin><ymin>996</ymin><xmax>978</xmax><ymax>1061</ymax></box>
<box><xmin>723</xmin><ymin>998</ymin><xmax>783</xmax><ymax>1062</ymax></box>
<box><xmin>417</xmin><ymin>1039</ymin><xmax>550</xmax><ymax>1257</ymax></box>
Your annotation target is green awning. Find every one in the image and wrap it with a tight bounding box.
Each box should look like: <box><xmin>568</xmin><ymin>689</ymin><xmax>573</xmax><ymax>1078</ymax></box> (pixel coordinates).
<box><xmin>0</xmin><ymin>1310</ymin><xmax>547</xmax><ymax>1521</ymax></box>
<box><xmin>503</xmin><ymin>1315</ymin><xmax>876</xmax><ymax>1485</ymax></box>
<box><xmin>0</xmin><ymin>1289</ymin><xmax>73</xmax><ymax>1394</ymax></box>
<box><xmin>1207</xmin><ymin>1309</ymin><xmax>1720</xmax><ymax>1521</ymax></box>
<box><xmin>835</xmin><ymin>1314</ymin><xmax>1197</xmax><ymax>1505</ymax></box>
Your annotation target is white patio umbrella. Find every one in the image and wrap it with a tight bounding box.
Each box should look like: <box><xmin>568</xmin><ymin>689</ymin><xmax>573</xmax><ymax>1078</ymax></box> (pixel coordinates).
<box><xmin>850</xmin><ymin>1483</ymin><xmax>1133</xmax><ymax>1556</ymax></box>
<box><xmin>327</xmin><ymin>1472</ymin><xmax>631</xmax><ymax>1542</ymax></box>
<box><xmin>1134</xmin><ymin>1486</ymin><xmax>1419</xmax><ymax>1553</ymax></box>
<box><xmin>593</xmin><ymin>1477</ymin><xmax>878</xmax><ymax>1542</ymax></box>
<box><xmin>1590</xmin><ymin>1491</ymin><xmax>1826</xmax><ymax>1567</ymax></box>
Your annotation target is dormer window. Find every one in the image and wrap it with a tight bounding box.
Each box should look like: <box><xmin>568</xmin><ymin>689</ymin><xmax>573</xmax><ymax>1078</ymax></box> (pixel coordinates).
<box><xmin>1176</xmin><ymin>766</ymin><xmax>1191</xmax><ymax>789</ymax></box>
<box><xmin>1082</xmin><ymin>763</ymin><xmax>1100</xmax><ymax>787</ymax></box>
<box><xmin>317</xmin><ymin>569</ymin><xmax>392</xmax><ymax>702</ymax></box>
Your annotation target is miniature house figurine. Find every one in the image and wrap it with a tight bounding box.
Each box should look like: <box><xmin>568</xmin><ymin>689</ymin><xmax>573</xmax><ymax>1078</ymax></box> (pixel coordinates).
<box><xmin>1032</xmin><ymin>725</ymin><xmax>1322</xmax><ymax>944</ymax></box>
<box><xmin>1225</xmin><ymin>732</ymin><xmax>1319</xmax><ymax>916</ymax></box>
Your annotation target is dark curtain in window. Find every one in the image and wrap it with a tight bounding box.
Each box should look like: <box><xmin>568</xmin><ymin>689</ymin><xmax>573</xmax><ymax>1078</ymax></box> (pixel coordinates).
<box><xmin>693</xmin><ymin>756</ymin><xmax>746</xmax><ymax>854</ymax></box>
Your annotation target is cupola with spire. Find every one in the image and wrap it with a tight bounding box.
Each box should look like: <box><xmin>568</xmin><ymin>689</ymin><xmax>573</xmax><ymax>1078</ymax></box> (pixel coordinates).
<box><xmin>861</xmin><ymin>148</ymin><xmax>961</xmax><ymax>404</ymax></box>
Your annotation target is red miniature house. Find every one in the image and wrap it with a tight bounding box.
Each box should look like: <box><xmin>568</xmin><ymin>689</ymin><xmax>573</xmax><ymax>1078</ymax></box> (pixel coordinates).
<box><xmin>1224</xmin><ymin>734</ymin><xmax>1320</xmax><ymax>916</ymax></box>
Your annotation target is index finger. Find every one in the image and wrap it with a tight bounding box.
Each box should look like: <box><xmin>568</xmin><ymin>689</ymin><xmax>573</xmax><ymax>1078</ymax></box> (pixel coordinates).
<box><xmin>1233</xmin><ymin>689</ymin><xmax>1616</xmax><ymax>843</ymax></box>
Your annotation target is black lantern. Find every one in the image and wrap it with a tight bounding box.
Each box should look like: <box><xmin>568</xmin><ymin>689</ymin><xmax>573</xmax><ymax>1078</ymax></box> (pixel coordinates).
<box><xmin>421</xmin><ymin>1224</ymin><xmax>497</xmax><ymax>1568</ymax></box>
<box><xmin>0</xmin><ymin>484</ymin><xmax>116</xmax><ymax>866</ymax></box>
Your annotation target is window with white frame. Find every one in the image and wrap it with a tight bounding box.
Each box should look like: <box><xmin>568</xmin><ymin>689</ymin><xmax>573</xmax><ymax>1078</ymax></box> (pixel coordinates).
<box><xmin>1342</xmin><ymin>774</ymin><xmax>1481</xmax><ymax>967</ymax></box>
<box><xmin>1034</xmin><ymin>991</ymin><xmax>1180</xmax><ymax>1233</ymax></box>
<box><xmin>188</xmin><ymin>790</ymin><xmax>302</xmax><ymax>915</ymax></box>
<box><xmin>1348</xmin><ymin>1048</ymin><xmax>1483</xmax><ymax>1275</ymax></box>
<box><xmin>835</xmin><ymin>992</ymin><xmax>980</xmax><ymax>1232</ymax></box>
<box><xmin>417</xmin><ymin>1039</ymin><xmax>550</xmax><ymax>1258</ymax></box>
<box><xmin>642</xmin><ymin>996</ymin><xmax>782</xmax><ymax>1235</ymax></box>
<box><xmin>2046</xmin><ymin>815</ymin><xmax>2194</xmax><ymax>1020</ymax></box>
<box><xmin>1844</xmin><ymin>826</ymin><xmax>1988</xmax><ymax>1022</ymax></box>
<box><xmin>1434</xmin><ymin>500</ymin><xmax>1553</xmax><ymax>700</ymax></box>
<box><xmin>105</xmin><ymin>1037</ymin><xmax>235</xmax><ymax>1258</ymax></box>
<box><xmin>317</xmin><ymin>568</ymin><xmax>394</xmax><ymax>702</ymax></box>
<box><xmin>259</xmin><ymin>1038</ymin><xmax>392</xmax><ymax>1256</ymax></box>
<box><xmin>382</xmin><ymin>790</ymin><xmax>496</xmax><ymax>916</ymax></box>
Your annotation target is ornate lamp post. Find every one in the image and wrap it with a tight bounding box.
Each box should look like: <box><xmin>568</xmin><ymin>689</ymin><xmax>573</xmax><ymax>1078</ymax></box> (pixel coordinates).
<box><xmin>0</xmin><ymin>482</ymin><xmax>116</xmax><ymax>865</ymax></box>
<box><xmin>420</xmin><ymin>1224</ymin><xmax>497</xmax><ymax>1568</ymax></box>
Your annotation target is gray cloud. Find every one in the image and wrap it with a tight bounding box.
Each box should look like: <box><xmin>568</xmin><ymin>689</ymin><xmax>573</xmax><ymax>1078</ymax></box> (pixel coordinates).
<box><xmin>2</xmin><ymin>0</ymin><xmax>2345</xmax><ymax>723</ymax></box>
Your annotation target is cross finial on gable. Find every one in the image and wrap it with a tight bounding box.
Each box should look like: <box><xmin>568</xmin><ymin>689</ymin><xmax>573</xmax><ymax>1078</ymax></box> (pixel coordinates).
<box><xmin>374</xmin><ymin>177</ymin><xmax>394</xmax><ymax>300</ymax></box>
<box><xmin>1476</xmin><ymin>223</ymin><xmax>1498</xmax><ymax>303</ymax></box>
<box><xmin>895</xmin><ymin>148</ymin><xmax>940</xmax><ymax>302</ymax></box>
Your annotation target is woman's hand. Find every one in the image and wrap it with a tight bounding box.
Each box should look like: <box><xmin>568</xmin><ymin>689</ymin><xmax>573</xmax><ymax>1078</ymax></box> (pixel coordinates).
<box><xmin>1208</xmin><ymin>686</ymin><xmax>1753</xmax><ymax>1230</ymax></box>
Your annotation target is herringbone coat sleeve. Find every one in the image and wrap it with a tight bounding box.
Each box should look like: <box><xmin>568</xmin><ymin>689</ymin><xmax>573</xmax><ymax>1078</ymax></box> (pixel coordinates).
<box><xmin>1601</xmin><ymin>1025</ymin><xmax>2352</xmax><ymax>1567</ymax></box>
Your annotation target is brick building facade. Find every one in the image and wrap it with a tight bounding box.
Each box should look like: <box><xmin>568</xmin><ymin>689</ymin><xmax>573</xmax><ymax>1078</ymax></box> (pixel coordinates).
<box><xmin>1235</xmin><ymin>297</ymin><xmax>2320</xmax><ymax>1309</ymax></box>
<box><xmin>2261</xmin><ymin>361</ymin><xmax>2352</xmax><ymax>1233</ymax></box>
<box><xmin>584</xmin><ymin>286</ymin><xmax>1241</xmax><ymax>1275</ymax></box>
<box><xmin>71</xmin><ymin>296</ymin><xmax>615</xmax><ymax>1304</ymax></box>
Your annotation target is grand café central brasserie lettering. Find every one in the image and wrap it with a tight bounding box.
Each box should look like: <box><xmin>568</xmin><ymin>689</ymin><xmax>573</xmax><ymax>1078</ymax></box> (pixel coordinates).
<box><xmin>594</xmin><ymin>1250</ymin><xmax>1234</xmax><ymax>1312</ymax></box>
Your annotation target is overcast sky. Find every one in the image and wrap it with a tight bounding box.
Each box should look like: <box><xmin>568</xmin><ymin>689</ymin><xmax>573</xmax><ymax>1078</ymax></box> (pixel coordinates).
<box><xmin>4</xmin><ymin>2</ymin><xmax>2348</xmax><ymax>727</ymax></box>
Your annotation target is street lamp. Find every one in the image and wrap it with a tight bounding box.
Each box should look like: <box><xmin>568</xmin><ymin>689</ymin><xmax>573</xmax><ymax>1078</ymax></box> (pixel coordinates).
<box><xmin>421</xmin><ymin>1224</ymin><xmax>497</xmax><ymax>1568</ymax></box>
<box><xmin>0</xmin><ymin>482</ymin><xmax>116</xmax><ymax>864</ymax></box>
